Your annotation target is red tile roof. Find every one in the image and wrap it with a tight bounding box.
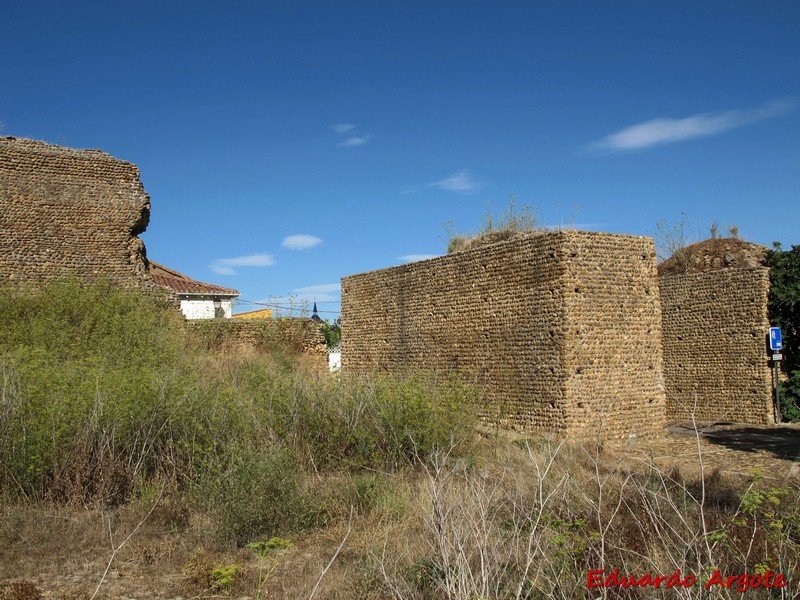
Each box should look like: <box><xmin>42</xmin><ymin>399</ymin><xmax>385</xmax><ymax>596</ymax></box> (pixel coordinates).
<box><xmin>148</xmin><ymin>261</ymin><xmax>239</xmax><ymax>296</ymax></box>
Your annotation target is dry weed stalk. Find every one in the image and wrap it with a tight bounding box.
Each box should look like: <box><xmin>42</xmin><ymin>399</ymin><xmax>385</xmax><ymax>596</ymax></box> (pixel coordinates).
<box><xmin>89</xmin><ymin>484</ymin><xmax>164</xmax><ymax>600</ymax></box>
<box><xmin>373</xmin><ymin>428</ymin><xmax>799</xmax><ymax>599</ymax></box>
<box><xmin>308</xmin><ymin>507</ymin><xmax>354</xmax><ymax>600</ymax></box>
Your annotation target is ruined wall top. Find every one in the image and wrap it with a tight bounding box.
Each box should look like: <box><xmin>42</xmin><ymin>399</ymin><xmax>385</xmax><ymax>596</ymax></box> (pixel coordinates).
<box><xmin>658</xmin><ymin>237</ymin><xmax>767</xmax><ymax>277</ymax></box>
<box><xmin>0</xmin><ymin>136</ymin><xmax>153</xmax><ymax>287</ymax></box>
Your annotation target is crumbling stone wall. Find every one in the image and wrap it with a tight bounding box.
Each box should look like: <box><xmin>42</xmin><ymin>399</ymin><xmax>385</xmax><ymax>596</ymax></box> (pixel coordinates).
<box><xmin>342</xmin><ymin>230</ymin><xmax>666</xmax><ymax>439</ymax></box>
<box><xmin>659</xmin><ymin>241</ymin><xmax>774</xmax><ymax>424</ymax></box>
<box><xmin>187</xmin><ymin>318</ymin><xmax>327</xmax><ymax>366</ymax></box>
<box><xmin>0</xmin><ymin>137</ymin><xmax>152</xmax><ymax>287</ymax></box>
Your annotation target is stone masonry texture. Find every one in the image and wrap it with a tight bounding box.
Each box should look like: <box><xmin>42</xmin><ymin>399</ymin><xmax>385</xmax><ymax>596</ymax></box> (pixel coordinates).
<box><xmin>342</xmin><ymin>230</ymin><xmax>667</xmax><ymax>439</ymax></box>
<box><xmin>659</xmin><ymin>258</ymin><xmax>774</xmax><ymax>425</ymax></box>
<box><xmin>3</xmin><ymin>136</ymin><xmax>774</xmax><ymax>428</ymax></box>
<box><xmin>187</xmin><ymin>318</ymin><xmax>328</xmax><ymax>370</ymax></box>
<box><xmin>0</xmin><ymin>137</ymin><xmax>153</xmax><ymax>288</ymax></box>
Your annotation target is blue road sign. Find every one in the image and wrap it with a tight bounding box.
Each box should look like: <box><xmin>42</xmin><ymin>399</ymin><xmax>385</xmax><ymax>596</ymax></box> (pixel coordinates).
<box><xmin>770</xmin><ymin>327</ymin><xmax>783</xmax><ymax>351</ymax></box>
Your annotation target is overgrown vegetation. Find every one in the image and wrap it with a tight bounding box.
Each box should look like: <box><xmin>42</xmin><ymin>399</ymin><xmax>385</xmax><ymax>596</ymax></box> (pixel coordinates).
<box><xmin>446</xmin><ymin>196</ymin><xmax>542</xmax><ymax>254</ymax></box>
<box><xmin>1</xmin><ymin>280</ymin><xmax>798</xmax><ymax>598</ymax></box>
<box><xmin>372</xmin><ymin>442</ymin><xmax>800</xmax><ymax>600</ymax></box>
<box><xmin>766</xmin><ymin>243</ymin><xmax>800</xmax><ymax>421</ymax></box>
<box><xmin>3</xmin><ymin>433</ymin><xmax>798</xmax><ymax>598</ymax></box>
<box><xmin>654</xmin><ymin>212</ymin><xmax>697</xmax><ymax>264</ymax></box>
<box><xmin>0</xmin><ymin>280</ymin><xmax>478</xmax><ymax>511</ymax></box>
<box><xmin>654</xmin><ymin>213</ymin><xmax>742</xmax><ymax>266</ymax></box>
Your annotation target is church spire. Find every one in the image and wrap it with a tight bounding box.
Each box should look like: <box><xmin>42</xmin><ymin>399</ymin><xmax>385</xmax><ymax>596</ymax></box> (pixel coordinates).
<box><xmin>311</xmin><ymin>300</ymin><xmax>323</xmax><ymax>322</ymax></box>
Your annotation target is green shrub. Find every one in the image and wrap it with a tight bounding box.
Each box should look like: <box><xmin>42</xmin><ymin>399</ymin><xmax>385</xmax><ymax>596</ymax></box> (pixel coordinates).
<box><xmin>0</xmin><ymin>279</ymin><xmax>184</xmax><ymax>367</ymax></box>
<box><xmin>766</xmin><ymin>243</ymin><xmax>800</xmax><ymax>421</ymax></box>
<box><xmin>0</xmin><ymin>280</ymin><xmax>191</xmax><ymax>502</ymax></box>
<box><xmin>252</xmin><ymin>371</ymin><xmax>479</xmax><ymax>471</ymax></box>
<box><xmin>371</xmin><ymin>372</ymin><xmax>479</xmax><ymax>467</ymax></box>
<box><xmin>0</xmin><ymin>280</ymin><xmax>482</xmax><ymax>550</ymax></box>
<box><xmin>192</xmin><ymin>445</ymin><xmax>319</xmax><ymax>546</ymax></box>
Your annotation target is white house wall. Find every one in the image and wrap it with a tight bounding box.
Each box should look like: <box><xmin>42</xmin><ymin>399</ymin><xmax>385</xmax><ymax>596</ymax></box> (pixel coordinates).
<box><xmin>180</xmin><ymin>298</ymin><xmax>233</xmax><ymax>320</ymax></box>
<box><xmin>328</xmin><ymin>349</ymin><xmax>341</xmax><ymax>373</ymax></box>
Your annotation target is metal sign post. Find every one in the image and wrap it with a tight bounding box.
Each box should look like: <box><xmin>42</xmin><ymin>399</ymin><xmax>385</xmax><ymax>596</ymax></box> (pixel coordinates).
<box><xmin>770</xmin><ymin>327</ymin><xmax>783</xmax><ymax>351</ymax></box>
<box><xmin>770</xmin><ymin>327</ymin><xmax>783</xmax><ymax>424</ymax></box>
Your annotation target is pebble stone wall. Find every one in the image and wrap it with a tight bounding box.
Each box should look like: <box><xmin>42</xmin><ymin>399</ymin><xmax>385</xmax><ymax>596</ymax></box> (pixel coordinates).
<box><xmin>659</xmin><ymin>268</ymin><xmax>774</xmax><ymax>424</ymax></box>
<box><xmin>187</xmin><ymin>318</ymin><xmax>328</xmax><ymax>365</ymax></box>
<box><xmin>0</xmin><ymin>137</ymin><xmax>153</xmax><ymax>288</ymax></box>
<box><xmin>342</xmin><ymin>230</ymin><xmax>667</xmax><ymax>439</ymax></box>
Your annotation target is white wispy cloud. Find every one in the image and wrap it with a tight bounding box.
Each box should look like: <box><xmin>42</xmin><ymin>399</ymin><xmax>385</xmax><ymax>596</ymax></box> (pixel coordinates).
<box><xmin>430</xmin><ymin>170</ymin><xmax>483</xmax><ymax>194</ymax></box>
<box><xmin>338</xmin><ymin>134</ymin><xmax>371</xmax><ymax>147</ymax></box>
<box><xmin>210</xmin><ymin>253</ymin><xmax>275</xmax><ymax>275</ymax></box>
<box><xmin>294</xmin><ymin>283</ymin><xmax>341</xmax><ymax>295</ymax></box>
<box><xmin>282</xmin><ymin>234</ymin><xmax>322</xmax><ymax>250</ymax></box>
<box><xmin>332</xmin><ymin>123</ymin><xmax>371</xmax><ymax>147</ymax></box>
<box><xmin>399</xmin><ymin>254</ymin><xmax>440</xmax><ymax>263</ymax></box>
<box><xmin>587</xmin><ymin>99</ymin><xmax>796</xmax><ymax>153</ymax></box>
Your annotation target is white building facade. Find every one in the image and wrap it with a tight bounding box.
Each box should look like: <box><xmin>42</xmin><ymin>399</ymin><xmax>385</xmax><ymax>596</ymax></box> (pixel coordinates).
<box><xmin>179</xmin><ymin>295</ymin><xmax>235</xmax><ymax>319</ymax></box>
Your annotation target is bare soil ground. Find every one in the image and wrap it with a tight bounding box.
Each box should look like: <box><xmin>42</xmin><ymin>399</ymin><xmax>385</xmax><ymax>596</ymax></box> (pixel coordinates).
<box><xmin>1</xmin><ymin>423</ymin><xmax>798</xmax><ymax>600</ymax></box>
<box><xmin>607</xmin><ymin>422</ymin><xmax>800</xmax><ymax>485</ymax></box>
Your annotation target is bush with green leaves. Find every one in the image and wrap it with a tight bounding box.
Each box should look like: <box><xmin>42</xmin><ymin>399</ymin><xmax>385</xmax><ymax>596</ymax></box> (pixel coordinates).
<box><xmin>193</xmin><ymin>446</ymin><xmax>318</xmax><ymax>545</ymax></box>
<box><xmin>0</xmin><ymin>280</ymin><xmax>481</xmax><ymax>523</ymax></box>
<box><xmin>766</xmin><ymin>243</ymin><xmax>800</xmax><ymax>421</ymax></box>
<box><xmin>251</xmin><ymin>371</ymin><xmax>480</xmax><ymax>470</ymax></box>
<box><xmin>0</xmin><ymin>280</ymin><xmax>192</xmax><ymax>503</ymax></box>
<box><xmin>321</xmin><ymin>317</ymin><xmax>341</xmax><ymax>348</ymax></box>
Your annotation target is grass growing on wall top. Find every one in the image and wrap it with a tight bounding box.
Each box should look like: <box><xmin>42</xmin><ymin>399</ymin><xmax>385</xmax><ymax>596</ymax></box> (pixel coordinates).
<box><xmin>446</xmin><ymin>196</ymin><xmax>544</xmax><ymax>254</ymax></box>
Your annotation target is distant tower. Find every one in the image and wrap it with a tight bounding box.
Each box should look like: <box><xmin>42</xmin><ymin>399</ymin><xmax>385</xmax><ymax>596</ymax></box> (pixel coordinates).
<box><xmin>310</xmin><ymin>301</ymin><xmax>323</xmax><ymax>322</ymax></box>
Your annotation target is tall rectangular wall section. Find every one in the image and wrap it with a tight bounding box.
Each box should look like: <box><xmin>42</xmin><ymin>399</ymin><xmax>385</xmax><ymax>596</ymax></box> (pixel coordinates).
<box><xmin>659</xmin><ymin>268</ymin><xmax>774</xmax><ymax>424</ymax></box>
<box><xmin>0</xmin><ymin>137</ymin><xmax>153</xmax><ymax>288</ymax></box>
<box><xmin>341</xmin><ymin>230</ymin><xmax>666</xmax><ymax>439</ymax></box>
<box><xmin>561</xmin><ymin>232</ymin><xmax>666</xmax><ymax>438</ymax></box>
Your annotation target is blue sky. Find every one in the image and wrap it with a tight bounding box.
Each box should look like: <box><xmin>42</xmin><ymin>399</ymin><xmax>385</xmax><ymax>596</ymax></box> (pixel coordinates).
<box><xmin>2</xmin><ymin>1</ymin><xmax>798</xmax><ymax>319</ymax></box>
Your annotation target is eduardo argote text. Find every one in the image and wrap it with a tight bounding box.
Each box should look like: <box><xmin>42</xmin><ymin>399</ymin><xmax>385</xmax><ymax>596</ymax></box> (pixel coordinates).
<box><xmin>587</xmin><ymin>568</ymin><xmax>788</xmax><ymax>593</ymax></box>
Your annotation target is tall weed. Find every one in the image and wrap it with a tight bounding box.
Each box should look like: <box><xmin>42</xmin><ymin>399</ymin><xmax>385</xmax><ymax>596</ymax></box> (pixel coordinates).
<box><xmin>192</xmin><ymin>445</ymin><xmax>318</xmax><ymax>546</ymax></box>
<box><xmin>374</xmin><ymin>440</ymin><xmax>800</xmax><ymax>599</ymax></box>
<box><xmin>0</xmin><ymin>281</ymin><xmax>481</xmax><ymax>525</ymax></box>
<box><xmin>0</xmin><ymin>281</ymin><xmax>190</xmax><ymax>503</ymax></box>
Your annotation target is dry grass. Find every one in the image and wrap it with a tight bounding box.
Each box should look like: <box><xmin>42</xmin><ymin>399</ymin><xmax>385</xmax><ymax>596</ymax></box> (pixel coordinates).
<box><xmin>2</xmin><ymin>431</ymin><xmax>798</xmax><ymax>599</ymax></box>
<box><xmin>3</xmin><ymin>282</ymin><xmax>798</xmax><ymax>598</ymax></box>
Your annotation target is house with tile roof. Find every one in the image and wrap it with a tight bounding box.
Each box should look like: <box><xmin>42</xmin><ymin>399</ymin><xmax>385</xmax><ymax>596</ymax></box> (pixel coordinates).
<box><xmin>148</xmin><ymin>261</ymin><xmax>239</xmax><ymax>319</ymax></box>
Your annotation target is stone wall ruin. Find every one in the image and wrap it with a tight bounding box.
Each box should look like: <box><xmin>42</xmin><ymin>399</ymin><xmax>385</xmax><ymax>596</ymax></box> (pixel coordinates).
<box><xmin>3</xmin><ymin>136</ymin><xmax>777</xmax><ymax>429</ymax></box>
<box><xmin>188</xmin><ymin>317</ymin><xmax>327</xmax><ymax>354</ymax></box>
<box><xmin>342</xmin><ymin>230</ymin><xmax>667</xmax><ymax>439</ymax></box>
<box><xmin>0</xmin><ymin>137</ymin><xmax>153</xmax><ymax>288</ymax></box>
<box><xmin>658</xmin><ymin>239</ymin><xmax>774</xmax><ymax>424</ymax></box>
